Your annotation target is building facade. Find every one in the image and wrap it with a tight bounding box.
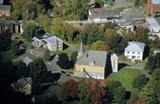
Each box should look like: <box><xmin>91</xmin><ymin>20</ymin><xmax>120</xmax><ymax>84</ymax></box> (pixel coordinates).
<box><xmin>147</xmin><ymin>0</ymin><xmax>160</xmax><ymax>15</ymax></box>
<box><xmin>124</xmin><ymin>41</ymin><xmax>145</xmax><ymax>61</ymax></box>
<box><xmin>0</xmin><ymin>5</ymin><xmax>11</xmax><ymax>17</ymax></box>
<box><xmin>74</xmin><ymin>50</ymin><xmax>107</xmax><ymax>79</ymax></box>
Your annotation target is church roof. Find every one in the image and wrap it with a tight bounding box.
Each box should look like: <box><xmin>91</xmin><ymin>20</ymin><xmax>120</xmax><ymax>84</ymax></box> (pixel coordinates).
<box><xmin>76</xmin><ymin>50</ymin><xmax>107</xmax><ymax>67</ymax></box>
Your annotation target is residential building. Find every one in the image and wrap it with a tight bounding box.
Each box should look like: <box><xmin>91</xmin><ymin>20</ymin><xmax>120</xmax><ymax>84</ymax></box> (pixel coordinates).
<box><xmin>103</xmin><ymin>0</ymin><xmax>114</xmax><ymax>7</ymax></box>
<box><xmin>74</xmin><ymin>50</ymin><xmax>107</xmax><ymax>79</ymax></box>
<box><xmin>11</xmin><ymin>77</ymin><xmax>32</xmax><ymax>95</ymax></box>
<box><xmin>23</xmin><ymin>57</ymin><xmax>33</xmax><ymax>66</ymax></box>
<box><xmin>32</xmin><ymin>33</ymin><xmax>63</xmax><ymax>51</ymax></box>
<box><xmin>117</xmin><ymin>21</ymin><xmax>135</xmax><ymax>31</ymax></box>
<box><xmin>146</xmin><ymin>17</ymin><xmax>160</xmax><ymax>39</ymax></box>
<box><xmin>0</xmin><ymin>18</ymin><xmax>21</xmax><ymax>33</ymax></box>
<box><xmin>88</xmin><ymin>8</ymin><xmax>120</xmax><ymax>23</ymax></box>
<box><xmin>0</xmin><ymin>5</ymin><xmax>11</xmax><ymax>17</ymax></box>
<box><xmin>147</xmin><ymin>0</ymin><xmax>160</xmax><ymax>15</ymax></box>
<box><xmin>124</xmin><ymin>41</ymin><xmax>145</xmax><ymax>61</ymax></box>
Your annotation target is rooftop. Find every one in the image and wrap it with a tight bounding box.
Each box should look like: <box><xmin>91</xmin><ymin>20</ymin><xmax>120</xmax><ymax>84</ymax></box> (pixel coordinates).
<box><xmin>89</xmin><ymin>8</ymin><xmax>119</xmax><ymax>18</ymax></box>
<box><xmin>76</xmin><ymin>50</ymin><xmax>107</xmax><ymax>67</ymax></box>
<box><xmin>0</xmin><ymin>18</ymin><xmax>17</xmax><ymax>25</ymax></box>
<box><xmin>23</xmin><ymin>57</ymin><xmax>33</xmax><ymax>66</ymax></box>
<box><xmin>146</xmin><ymin>17</ymin><xmax>160</xmax><ymax>28</ymax></box>
<box><xmin>0</xmin><ymin>5</ymin><xmax>11</xmax><ymax>10</ymax></box>
<box><xmin>152</xmin><ymin>0</ymin><xmax>160</xmax><ymax>4</ymax></box>
<box><xmin>125</xmin><ymin>41</ymin><xmax>145</xmax><ymax>52</ymax></box>
<box><xmin>43</xmin><ymin>36</ymin><xmax>62</xmax><ymax>44</ymax></box>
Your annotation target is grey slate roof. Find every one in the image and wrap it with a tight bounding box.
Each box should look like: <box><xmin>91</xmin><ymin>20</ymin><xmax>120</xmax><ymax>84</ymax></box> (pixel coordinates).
<box><xmin>0</xmin><ymin>18</ymin><xmax>17</xmax><ymax>25</ymax></box>
<box><xmin>0</xmin><ymin>5</ymin><xmax>11</xmax><ymax>10</ymax></box>
<box><xmin>76</xmin><ymin>50</ymin><xmax>107</xmax><ymax>67</ymax></box>
<box><xmin>89</xmin><ymin>8</ymin><xmax>119</xmax><ymax>19</ymax></box>
<box><xmin>0</xmin><ymin>0</ymin><xmax>4</xmax><ymax>4</ymax></box>
<box><xmin>125</xmin><ymin>41</ymin><xmax>145</xmax><ymax>52</ymax></box>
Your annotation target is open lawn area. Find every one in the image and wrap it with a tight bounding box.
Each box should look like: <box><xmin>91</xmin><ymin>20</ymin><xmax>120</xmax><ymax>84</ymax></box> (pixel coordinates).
<box><xmin>109</xmin><ymin>68</ymin><xmax>142</xmax><ymax>91</ymax></box>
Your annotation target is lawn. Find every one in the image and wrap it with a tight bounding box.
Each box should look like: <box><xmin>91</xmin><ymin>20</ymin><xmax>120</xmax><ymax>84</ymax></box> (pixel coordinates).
<box><xmin>109</xmin><ymin>68</ymin><xmax>142</xmax><ymax>91</ymax></box>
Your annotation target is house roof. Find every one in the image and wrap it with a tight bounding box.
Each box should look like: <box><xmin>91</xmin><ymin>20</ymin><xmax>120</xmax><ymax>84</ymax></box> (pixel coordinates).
<box><xmin>23</xmin><ymin>57</ymin><xmax>33</xmax><ymax>66</ymax></box>
<box><xmin>13</xmin><ymin>77</ymin><xmax>32</xmax><ymax>90</ymax></box>
<box><xmin>152</xmin><ymin>0</ymin><xmax>160</xmax><ymax>4</ymax></box>
<box><xmin>125</xmin><ymin>41</ymin><xmax>145</xmax><ymax>52</ymax></box>
<box><xmin>0</xmin><ymin>5</ymin><xmax>11</xmax><ymax>10</ymax></box>
<box><xmin>76</xmin><ymin>50</ymin><xmax>107</xmax><ymax>67</ymax></box>
<box><xmin>146</xmin><ymin>17</ymin><xmax>160</xmax><ymax>29</ymax></box>
<box><xmin>43</xmin><ymin>36</ymin><xmax>62</xmax><ymax>44</ymax></box>
<box><xmin>89</xmin><ymin>8</ymin><xmax>119</xmax><ymax>19</ymax></box>
<box><xmin>0</xmin><ymin>18</ymin><xmax>17</xmax><ymax>25</ymax></box>
<box><xmin>104</xmin><ymin>0</ymin><xmax>113</xmax><ymax>4</ymax></box>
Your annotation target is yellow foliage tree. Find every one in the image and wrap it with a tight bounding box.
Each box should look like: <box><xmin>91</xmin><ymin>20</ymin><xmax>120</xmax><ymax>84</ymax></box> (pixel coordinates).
<box><xmin>91</xmin><ymin>40</ymin><xmax>110</xmax><ymax>51</ymax></box>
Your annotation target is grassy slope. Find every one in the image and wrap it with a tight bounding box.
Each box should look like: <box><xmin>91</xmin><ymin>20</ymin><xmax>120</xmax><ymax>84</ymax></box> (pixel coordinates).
<box><xmin>109</xmin><ymin>68</ymin><xmax>142</xmax><ymax>91</ymax></box>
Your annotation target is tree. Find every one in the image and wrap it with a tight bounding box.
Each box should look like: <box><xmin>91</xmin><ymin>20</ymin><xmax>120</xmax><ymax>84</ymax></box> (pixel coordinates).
<box><xmin>15</xmin><ymin>61</ymin><xmax>27</xmax><ymax>79</ymax></box>
<box><xmin>0</xmin><ymin>30</ymin><xmax>12</xmax><ymax>51</ymax></box>
<box><xmin>91</xmin><ymin>40</ymin><xmax>110</xmax><ymax>51</ymax></box>
<box><xmin>107</xmin><ymin>81</ymin><xmax>127</xmax><ymax>104</ymax></box>
<box><xmin>62</xmin><ymin>79</ymin><xmax>79</xmax><ymax>101</ymax></box>
<box><xmin>139</xmin><ymin>68</ymin><xmax>160</xmax><ymax>104</ymax></box>
<box><xmin>56</xmin><ymin>53</ymin><xmax>71</xmax><ymax>69</ymax></box>
<box><xmin>22</xmin><ymin>20</ymin><xmax>37</xmax><ymax>41</ymax></box>
<box><xmin>44</xmin><ymin>49</ymin><xmax>51</xmax><ymax>61</ymax></box>
<box><xmin>28</xmin><ymin>58</ymin><xmax>47</xmax><ymax>94</ymax></box>
<box><xmin>11</xmin><ymin>40</ymin><xmax>19</xmax><ymax>55</ymax></box>
<box><xmin>132</xmin><ymin>74</ymin><xmax>149</xmax><ymax>89</ymax></box>
<box><xmin>144</xmin><ymin>53</ymin><xmax>160</xmax><ymax>72</ymax></box>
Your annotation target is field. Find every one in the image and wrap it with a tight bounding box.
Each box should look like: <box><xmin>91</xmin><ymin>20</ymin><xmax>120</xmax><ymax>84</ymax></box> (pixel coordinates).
<box><xmin>109</xmin><ymin>68</ymin><xmax>142</xmax><ymax>91</ymax></box>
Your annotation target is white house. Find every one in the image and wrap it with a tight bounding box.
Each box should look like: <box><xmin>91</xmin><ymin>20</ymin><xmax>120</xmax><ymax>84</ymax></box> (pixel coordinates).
<box><xmin>146</xmin><ymin>17</ymin><xmax>160</xmax><ymax>33</ymax></box>
<box><xmin>42</xmin><ymin>36</ymin><xmax>63</xmax><ymax>51</ymax></box>
<box><xmin>88</xmin><ymin>8</ymin><xmax>120</xmax><ymax>23</ymax></box>
<box><xmin>124</xmin><ymin>41</ymin><xmax>145</xmax><ymax>61</ymax></box>
<box><xmin>32</xmin><ymin>33</ymin><xmax>63</xmax><ymax>51</ymax></box>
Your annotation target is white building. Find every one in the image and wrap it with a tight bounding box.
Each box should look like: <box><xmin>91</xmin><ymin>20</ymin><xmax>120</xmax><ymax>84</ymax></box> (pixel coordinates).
<box><xmin>146</xmin><ymin>17</ymin><xmax>160</xmax><ymax>39</ymax></box>
<box><xmin>42</xmin><ymin>36</ymin><xmax>63</xmax><ymax>51</ymax></box>
<box><xmin>146</xmin><ymin>17</ymin><xmax>160</xmax><ymax>33</ymax></box>
<box><xmin>32</xmin><ymin>33</ymin><xmax>63</xmax><ymax>51</ymax></box>
<box><xmin>124</xmin><ymin>41</ymin><xmax>145</xmax><ymax>61</ymax></box>
<box><xmin>111</xmin><ymin>53</ymin><xmax>118</xmax><ymax>72</ymax></box>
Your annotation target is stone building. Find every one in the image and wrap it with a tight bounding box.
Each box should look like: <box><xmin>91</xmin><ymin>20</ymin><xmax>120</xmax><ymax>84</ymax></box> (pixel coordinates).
<box><xmin>147</xmin><ymin>0</ymin><xmax>160</xmax><ymax>15</ymax></box>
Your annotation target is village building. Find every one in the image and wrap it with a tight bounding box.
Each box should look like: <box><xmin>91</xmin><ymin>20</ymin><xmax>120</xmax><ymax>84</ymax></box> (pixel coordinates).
<box><xmin>0</xmin><ymin>18</ymin><xmax>22</xmax><ymax>33</ymax></box>
<box><xmin>147</xmin><ymin>0</ymin><xmax>160</xmax><ymax>15</ymax></box>
<box><xmin>0</xmin><ymin>4</ymin><xmax>11</xmax><ymax>17</ymax></box>
<box><xmin>11</xmin><ymin>77</ymin><xmax>32</xmax><ymax>95</ymax></box>
<box><xmin>124</xmin><ymin>41</ymin><xmax>145</xmax><ymax>61</ymax></box>
<box><xmin>103</xmin><ymin>0</ymin><xmax>114</xmax><ymax>7</ymax></box>
<box><xmin>74</xmin><ymin>50</ymin><xmax>108</xmax><ymax>79</ymax></box>
<box><xmin>88</xmin><ymin>8</ymin><xmax>120</xmax><ymax>23</ymax></box>
<box><xmin>32</xmin><ymin>33</ymin><xmax>63</xmax><ymax>51</ymax></box>
<box><xmin>146</xmin><ymin>17</ymin><xmax>160</xmax><ymax>39</ymax></box>
<box><xmin>117</xmin><ymin>21</ymin><xmax>135</xmax><ymax>31</ymax></box>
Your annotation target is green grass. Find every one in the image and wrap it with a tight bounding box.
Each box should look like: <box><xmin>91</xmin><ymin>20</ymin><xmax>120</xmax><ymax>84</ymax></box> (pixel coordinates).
<box><xmin>109</xmin><ymin>68</ymin><xmax>142</xmax><ymax>91</ymax></box>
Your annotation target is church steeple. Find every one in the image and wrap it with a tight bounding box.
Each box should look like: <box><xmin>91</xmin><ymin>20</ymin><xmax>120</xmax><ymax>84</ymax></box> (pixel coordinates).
<box><xmin>77</xmin><ymin>41</ymin><xmax>84</xmax><ymax>59</ymax></box>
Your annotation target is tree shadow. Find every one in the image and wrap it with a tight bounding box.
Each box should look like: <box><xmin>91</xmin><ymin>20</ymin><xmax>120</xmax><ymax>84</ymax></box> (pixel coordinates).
<box><xmin>143</xmin><ymin>45</ymin><xmax>150</xmax><ymax>60</ymax></box>
<box><xmin>118</xmin><ymin>63</ymin><xmax>129</xmax><ymax>71</ymax></box>
<box><xmin>48</xmin><ymin>71</ymin><xmax>61</xmax><ymax>81</ymax></box>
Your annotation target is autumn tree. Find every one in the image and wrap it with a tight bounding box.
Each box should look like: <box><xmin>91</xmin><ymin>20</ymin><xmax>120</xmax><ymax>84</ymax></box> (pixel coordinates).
<box><xmin>91</xmin><ymin>40</ymin><xmax>110</xmax><ymax>51</ymax></box>
<box><xmin>62</xmin><ymin>79</ymin><xmax>79</xmax><ymax>101</ymax></box>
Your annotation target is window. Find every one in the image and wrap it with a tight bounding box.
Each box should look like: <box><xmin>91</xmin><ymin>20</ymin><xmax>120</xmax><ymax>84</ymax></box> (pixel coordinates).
<box><xmin>138</xmin><ymin>52</ymin><xmax>140</xmax><ymax>54</ymax></box>
<box><xmin>127</xmin><ymin>51</ymin><xmax>130</xmax><ymax>53</ymax></box>
<box><xmin>132</xmin><ymin>52</ymin><xmax>135</xmax><ymax>54</ymax></box>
